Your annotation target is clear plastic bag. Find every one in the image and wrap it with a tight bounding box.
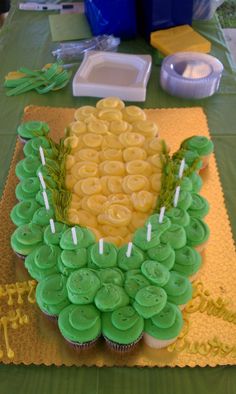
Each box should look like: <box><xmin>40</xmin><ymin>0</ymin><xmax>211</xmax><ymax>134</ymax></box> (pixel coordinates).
<box><xmin>52</xmin><ymin>35</ymin><xmax>120</xmax><ymax>63</ymax></box>
<box><xmin>192</xmin><ymin>0</ymin><xmax>225</xmax><ymax>20</ymax></box>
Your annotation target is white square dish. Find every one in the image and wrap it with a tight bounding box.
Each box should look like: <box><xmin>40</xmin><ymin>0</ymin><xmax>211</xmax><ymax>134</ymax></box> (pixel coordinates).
<box><xmin>72</xmin><ymin>51</ymin><xmax>152</xmax><ymax>101</ymax></box>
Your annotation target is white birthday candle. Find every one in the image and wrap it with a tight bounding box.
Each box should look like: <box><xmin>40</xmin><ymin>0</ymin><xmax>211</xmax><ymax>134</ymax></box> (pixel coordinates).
<box><xmin>38</xmin><ymin>171</ymin><xmax>46</xmax><ymax>190</ymax></box>
<box><xmin>42</xmin><ymin>191</ymin><xmax>50</xmax><ymax>210</ymax></box>
<box><xmin>159</xmin><ymin>207</ymin><xmax>165</xmax><ymax>223</ymax></box>
<box><xmin>173</xmin><ymin>186</ymin><xmax>181</xmax><ymax>207</ymax></box>
<box><xmin>99</xmin><ymin>238</ymin><xmax>104</xmax><ymax>255</ymax></box>
<box><xmin>39</xmin><ymin>146</ymin><xmax>46</xmax><ymax>166</ymax></box>
<box><xmin>50</xmin><ymin>218</ymin><xmax>55</xmax><ymax>234</ymax></box>
<box><xmin>178</xmin><ymin>158</ymin><xmax>185</xmax><ymax>179</ymax></box>
<box><xmin>147</xmin><ymin>223</ymin><xmax>152</xmax><ymax>242</ymax></box>
<box><xmin>126</xmin><ymin>242</ymin><xmax>133</xmax><ymax>258</ymax></box>
<box><xmin>71</xmin><ymin>227</ymin><xmax>78</xmax><ymax>245</ymax></box>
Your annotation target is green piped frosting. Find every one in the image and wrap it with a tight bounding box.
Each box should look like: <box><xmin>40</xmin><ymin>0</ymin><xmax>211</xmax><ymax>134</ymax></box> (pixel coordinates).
<box><xmin>25</xmin><ymin>244</ymin><xmax>60</xmax><ymax>280</ymax></box>
<box><xmin>11</xmin><ymin>223</ymin><xmax>43</xmax><ymax>256</ymax></box>
<box><xmin>95</xmin><ymin>284</ymin><xmax>129</xmax><ymax>312</ymax></box>
<box><xmin>102</xmin><ymin>306</ymin><xmax>144</xmax><ymax>345</ymax></box>
<box><xmin>10</xmin><ymin>199</ymin><xmax>40</xmax><ymax>226</ymax></box>
<box><xmin>66</xmin><ymin>268</ymin><xmax>101</xmax><ymax>304</ymax></box>
<box><xmin>58</xmin><ymin>304</ymin><xmax>101</xmax><ymax>344</ymax></box>
<box><xmin>133</xmin><ymin>286</ymin><xmax>167</xmax><ymax>319</ymax></box>
<box><xmin>144</xmin><ymin>302</ymin><xmax>183</xmax><ymax>340</ymax></box>
<box><xmin>163</xmin><ymin>271</ymin><xmax>192</xmax><ymax>305</ymax></box>
<box><xmin>90</xmin><ymin>242</ymin><xmax>117</xmax><ymax>268</ymax></box>
<box><xmin>58</xmin><ymin>248</ymin><xmax>87</xmax><ymax>276</ymax></box>
<box><xmin>15</xmin><ymin>156</ymin><xmax>41</xmax><ymax>180</ymax></box>
<box><xmin>16</xmin><ymin>177</ymin><xmax>41</xmax><ymax>201</ymax></box>
<box><xmin>17</xmin><ymin>121</ymin><xmax>50</xmax><ymax>140</ymax></box>
<box><xmin>117</xmin><ymin>244</ymin><xmax>144</xmax><ymax>271</ymax></box>
<box><xmin>36</xmin><ymin>274</ymin><xmax>70</xmax><ymax>316</ymax></box>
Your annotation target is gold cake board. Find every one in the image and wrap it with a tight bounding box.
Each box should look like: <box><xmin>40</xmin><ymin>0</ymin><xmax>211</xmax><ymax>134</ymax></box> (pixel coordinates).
<box><xmin>0</xmin><ymin>105</ymin><xmax>236</xmax><ymax>367</ymax></box>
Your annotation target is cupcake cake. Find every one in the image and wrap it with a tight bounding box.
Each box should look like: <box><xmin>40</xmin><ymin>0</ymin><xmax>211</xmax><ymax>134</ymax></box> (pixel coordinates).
<box><xmin>10</xmin><ymin>97</ymin><xmax>214</xmax><ymax>355</ymax></box>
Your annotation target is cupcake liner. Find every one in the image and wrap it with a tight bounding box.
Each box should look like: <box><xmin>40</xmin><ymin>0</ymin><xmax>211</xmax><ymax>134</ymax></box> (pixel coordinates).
<box><xmin>104</xmin><ymin>334</ymin><xmax>143</xmax><ymax>352</ymax></box>
<box><xmin>42</xmin><ymin>311</ymin><xmax>58</xmax><ymax>323</ymax></box>
<box><xmin>194</xmin><ymin>241</ymin><xmax>208</xmax><ymax>254</ymax></box>
<box><xmin>15</xmin><ymin>251</ymin><xmax>26</xmax><ymax>260</ymax></box>
<box><xmin>66</xmin><ymin>336</ymin><xmax>100</xmax><ymax>352</ymax></box>
<box><xmin>199</xmin><ymin>155</ymin><xmax>211</xmax><ymax>171</ymax></box>
<box><xmin>18</xmin><ymin>136</ymin><xmax>29</xmax><ymax>145</ymax></box>
<box><xmin>143</xmin><ymin>333</ymin><xmax>177</xmax><ymax>349</ymax></box>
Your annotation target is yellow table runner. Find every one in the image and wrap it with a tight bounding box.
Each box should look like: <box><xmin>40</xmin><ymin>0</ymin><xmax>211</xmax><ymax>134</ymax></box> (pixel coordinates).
<box><xmin>0</xmin><ymin>106</ymin><xmax>235</xmax><ymax>367</ymax></box>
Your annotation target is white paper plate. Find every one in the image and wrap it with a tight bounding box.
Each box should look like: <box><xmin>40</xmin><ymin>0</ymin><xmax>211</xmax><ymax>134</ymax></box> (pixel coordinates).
<box><xmin>160</xmin><ymin>52</ymin><xmax>224</xmax><ymax>99</ymax></box>
<box><xmin>72</xmin><ymin>51</ymin><xmax>152</xmax><ymax>101</ymax></box>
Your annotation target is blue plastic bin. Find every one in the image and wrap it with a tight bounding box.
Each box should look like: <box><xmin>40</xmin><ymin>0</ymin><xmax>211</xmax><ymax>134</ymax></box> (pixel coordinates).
<box><xmin>85</xmin><ymin>0</ymin><xmax>137</xmax><ymax>39</ymax></box>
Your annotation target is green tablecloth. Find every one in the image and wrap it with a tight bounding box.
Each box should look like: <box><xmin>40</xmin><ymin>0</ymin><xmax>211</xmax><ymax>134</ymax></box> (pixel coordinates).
<box><xmin>0</xmin><ymin>1</ymin><xmax>236</xmax><ymax>393</ymax></box>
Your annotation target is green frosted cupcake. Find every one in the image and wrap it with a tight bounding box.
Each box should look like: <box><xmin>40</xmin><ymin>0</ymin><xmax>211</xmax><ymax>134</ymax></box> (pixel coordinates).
<box><xmin>95</xmin><ymin>284</ymin><xmax>129</xmax><ymax>312</ymax></box>
<box><xmin>36</xmin><ymin>189</ymin><xmax>53</xmax><ymax>207</ymax></box>
<box><xmin>144</xmin><ymin>302</ymin><xmax>183</xmax><ymax>349</ymax></box>
<box><xmin>163</xmin><ymin>271</ymin><xmax>192</xmax><ymax>308</ymax></box>
<box><xmin>187</xmin><ymin>193</ymin><xmax>209</xmax><ymax>219</ymax></box>
<box><xmin>189</xmin><ymin>172</ymin><xmax>203</xmax><ymax>193</ymax></box>
<box><xmin>58</xmin><ymin>248</ymin><xmax>87</xmax><ymax>276</ymax></box>
<box><xmin>102</xmin><ymin>305</ymin><xmax>144</xmax><ymax>351</ymax></box>
<box><xmin>44</xmin><ymin>222</ymin><xmax>68</xmax><ymax>246</ymax></box>
<box><xmin>15</xmin><ymin>177</ymin><xmax>41</xmax><ymax>201</ymax></box>
<box><xmin>15</xmin><ymin>156</ymin><xmax>41</xmax><ymax>180</ymax></box>
<box><xmin>141</xmin><ymin>260</ymin><xmax>170</xmax><ymax>287</ymax></box>
<box><xmin>32</xmin><ymin>207</ymin><xmax>55</xmax><ymax>227</ymax></box>
<box><xmin>145</xmin><ymin>214</ymin><xmax>171</xmax><ymax>234</ymax></box>
<box><xmin>98</xmin><ymin>268</ymin><xmax>124</xmax><ymax>286</ymax></box>
<box><xmin>124</xmin><ymin>270</ymin><xmax>150</xmax><ymax>299</ymax></box>
<box><xmin>160</xmin><ymin>224</ymin><xmax>186</xmax><ymax>250</ymax></box>
<box><xmin>24</xmin><ymin>137</ymin><xmax>57</xmax><ymax>161</ymax></box>
<box><xmin>165</xmin><ymin>207</ymin><xmax>190</xmax><ymax>227</ymax></box>
<box><xmin>66</xmin><ymin>268</ymin><xmax>101</xmax><ymax>304</ymax></box>
<box><xmin>25</xmin><ymin>244</ymin><xmax>61</xmax><ymax>281</ymax></box>
<box><xmin>176</xmin><ymin>190</ymin><xmax>193</xmax><ymax>210</ymax></box>
<box><xmin>36</xmin><ymin>165</ymin><xmax>57</xmax><ymax>189</ymax></box>
<box><xmin>173</xmin><ymin>246</ymin><xmax>202</xmax><ymax>279</ymax></box>
<box><xmin>147</xmin><ymin>243</ymin><xmax>175</xmax><ymax>270</ymax></box>
<box><xmin>117</xmin><ymin>244</ymin><xmax>144</xmax><ymax>271</ymax></box>
<box><xmin>178</xmin><ymin>176</ymin><xmax>193</xmax><ymax>192</ymax></box>
<box><xmin>133</xmin><ymin>286</ymin><xmax>167</xmax><ymax>319</ymax></box>
<box><xmin>23</xmin><ymin>136</ymin><xmax>52</xmax><ymax>157</ymax></box>
<box><xmin>133</xmin><ymin>226</ymin><xmax>160</xmax><ymax>251</ymax></box>
<box><xmin>36</xmin><ymin>274</ymin><xmax>70</xmax><ymax>318</ymax></box>
<box><xmin>60</xmin><ymin>226</ymin><xmax>95</xmax><ymax>250</ymax></box>
<box><xmin>58</xmin><ymin>304</ymin><xmax>101</xmax><ymax>349</ymax></box>
<box><xmin>90</xmin><ymin>242</ymin><xmax>117</xmax><ymax>268</ymax></box>
<box><xmin>11</xmin><ymin>223</ymin><xmax>44</xmax><ymax>258</ymax></box>
<box><xmin>10</xmin><ymin>199</ymin><xmax>40</xmax><ymax>226</ymax></box>
<box><xmin>17</xmin><ymin>121</ymin><xmax>50</xmax><ymax>143</ymax></box>
<box><xmin>185</xmin><ymin>217</ymin><xmax>210</xmax><ymax>252</ymax></box>
<box><xmin>181</xmin><ymin>136</ymin><xmax>214</xmax><ymax>169</ymax></box>
<box><xmin>182</xmin><ymin>149</ymin><xmax>202</xmax><ymax>171</ymax></box>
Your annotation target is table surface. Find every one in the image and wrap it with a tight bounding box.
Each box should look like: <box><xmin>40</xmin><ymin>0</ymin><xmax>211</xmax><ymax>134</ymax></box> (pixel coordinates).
<box><xmin>0</xmin><ymin>1</ymin><xmax>236</xmax><ymax>393</ymax></box>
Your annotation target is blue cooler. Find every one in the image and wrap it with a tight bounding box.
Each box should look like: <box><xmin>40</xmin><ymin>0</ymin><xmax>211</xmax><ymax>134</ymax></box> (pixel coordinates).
<box><xmin>136</xmin><ymin>0</ymin><xmax>194</xmax><ymax>38</ymax></box>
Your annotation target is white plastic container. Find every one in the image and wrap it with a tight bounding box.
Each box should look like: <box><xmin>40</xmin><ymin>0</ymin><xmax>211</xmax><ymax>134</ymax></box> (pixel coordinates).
<box><xmin>72</xmin><ymin>51</ymin><xmax>152</xmax><ymax>101</ymax></box>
